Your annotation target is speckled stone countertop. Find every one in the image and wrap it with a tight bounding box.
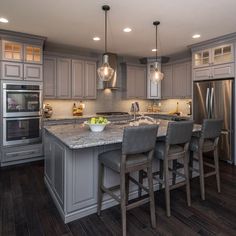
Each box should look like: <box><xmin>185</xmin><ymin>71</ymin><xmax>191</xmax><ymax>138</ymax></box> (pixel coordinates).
<box><xmin>45</xmin><ymin>119</ymin><xmax>201</xmax><ymax>150</ymax></box>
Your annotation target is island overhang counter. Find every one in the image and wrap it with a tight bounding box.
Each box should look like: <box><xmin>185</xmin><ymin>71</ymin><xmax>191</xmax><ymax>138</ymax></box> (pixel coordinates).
<box><xmin>44</xmin><ymin>120</ymin><xmax>200</xmax><ymax>223</ymax></box>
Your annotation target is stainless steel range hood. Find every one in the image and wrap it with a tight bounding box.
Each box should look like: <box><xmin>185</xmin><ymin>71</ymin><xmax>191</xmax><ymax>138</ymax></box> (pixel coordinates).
<box><xmin>103</xmin><ymin>53</ymin><xmax>118</xmax><ymax>89</ymax></box>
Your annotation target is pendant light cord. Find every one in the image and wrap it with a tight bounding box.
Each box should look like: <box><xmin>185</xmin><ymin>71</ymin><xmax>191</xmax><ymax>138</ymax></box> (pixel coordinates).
<box><xmin>105</xmin><ymin>9</ymin><xmax>107</xmax><ymax>53</ymax></box>
<box><xmin>155</xmin><ymin>24</ymin><xmax>158</xmax><ymax>62</ymax></box>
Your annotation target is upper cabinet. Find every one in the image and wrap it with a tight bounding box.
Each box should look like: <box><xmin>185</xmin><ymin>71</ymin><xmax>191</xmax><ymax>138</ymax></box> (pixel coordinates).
<box><xmin>191</xmin><ymin>38</ymin><xmax>236</xmax><ymax>81</ymax></box>
<box><xmin>24</xmin><ymin>45</ymin><xmax>42</xmax><ymax>64</ymax></box>
<box><xmin>193</xmin><ymin>44</ymin><xmax>234</xmax><ymax>68</ymax></box>
<box><xmin>161</xmin><ymin>60</ymin><xmax>192</xmax><ymax>99</ymax></box>
<box><xmin>44</xmin><ymin>55</ymin><xmax>97</xmax><ymax>100</ymax></box>
<box><xmin>125</xmin><ymin>64</ymin><xmax>146</xmax><ymax>99</ymax></box>
<box><xmin>2</xmin><ymin>41</ymin><xmax>23</xmax><ymax>62</ymax></box>
<box><xmin>0</xmin><ymin>32</ymin><xmax>45</xmax><ymax>82</ymax></box>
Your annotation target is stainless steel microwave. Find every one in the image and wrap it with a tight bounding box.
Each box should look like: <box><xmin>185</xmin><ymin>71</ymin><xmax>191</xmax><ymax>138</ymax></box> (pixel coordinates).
<box><xmin>2</xmin><ymin>81</ymin><xmax>42</xmax><ymax>118</ymax></box>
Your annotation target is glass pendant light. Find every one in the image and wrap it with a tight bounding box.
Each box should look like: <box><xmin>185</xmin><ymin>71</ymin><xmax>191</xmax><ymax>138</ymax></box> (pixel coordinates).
<box><xmin>150</xmin><ymin>21</ymin><xmax>164</xmax><ymax>83</ymax></box>
<box><xmin>97</xmin><ymin>5</ymin><xmax>114</xmax><ymax>81</ymax></box>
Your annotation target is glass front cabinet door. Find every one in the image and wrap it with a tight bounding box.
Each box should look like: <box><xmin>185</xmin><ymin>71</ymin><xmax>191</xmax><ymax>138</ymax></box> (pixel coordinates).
<box><xmin>24</xmin><ymin>45</ymin><xmax>42</xmax><ymax>64</ymax></box>
<box><xmin>212</xmin><ymin>44</ymin><xmax>234</xmax><ymax>64</ymax></box>
<box><xmin>2</xmin><ymin>41</ymin><xmax>23</xmax><ymax>61</ymax></box>
<box><xmin>193</xmin><ymin>49</ymin><xmax>211</xmax><ymax>68</ymax></box>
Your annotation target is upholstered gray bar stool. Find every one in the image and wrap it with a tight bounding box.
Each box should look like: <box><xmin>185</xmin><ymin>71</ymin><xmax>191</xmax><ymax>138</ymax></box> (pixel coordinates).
<box><xmin>97</xmin><ymin>125</ymin><xmax>158</xmax><ymax>236</ymax></box>
<box><xmin>149</xmin><ymin>121</ymin><xmax>194</xmax><ymax>217</ymax></box>
<box><xmin>189</xmin><ymin>119</ymin><xmax>223</xmax><ymax>200</ymax></box>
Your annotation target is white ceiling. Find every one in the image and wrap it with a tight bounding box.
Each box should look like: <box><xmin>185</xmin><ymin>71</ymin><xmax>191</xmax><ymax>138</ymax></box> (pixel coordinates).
<box><xmin>1</xmin><ymin>0</ymin><xmax>236</xmax><ymax>57</ymax></box>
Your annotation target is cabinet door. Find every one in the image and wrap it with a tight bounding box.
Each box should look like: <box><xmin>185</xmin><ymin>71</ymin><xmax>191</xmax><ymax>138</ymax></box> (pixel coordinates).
<box><xmin>1</xmin><ymin>61</ymin><xmax>23</xmax><ymax>80</ymax></box>
<box><xmin>193</xmin><ymin>67</ymin><xmax>211</xmax><ymax>81</ymax></box>
<box><xmin>24</xmin><ymin>64</ymin><xmax>42</xmax><ymax>81</ymax></box>
<box><xmin>192</xmin><ymin>49</ymin><xmax>211</xmax><ymax>68</ymax></box>
<box><xmin>126</xmin><ymin>66</ymin><xmax>136</xmax><ymax>98</ymax></box>
<box><xmin>43</xmin><ymin>57</ymin><xmax>57</xmax><ymax>98</ymax></box>
<box><xmin>212</xmin><ymin>63</ymin><xmax>234</xmax><ymax>79</ymax></box>
<box><xmin>24</xmin><ymin>45</ymin><xmax>42</xmax><ymax>64</ymax></box>
<box><xmin>135</xmin><ymin>67</ymin><xmax>146</xmax><ymax>99</ymax></box>
<box><xmin>72</xmin><ymin>59</ymin><xmax>84</xmax><ymax>99</ymax></box>
<box><xmin>84</xmin><ymin>61</ymin><xmax>97</xmax><ymax>99</ymax></box>
<box><xmin>161</xmin><ymin>64</ymin><xmax>172</xmax><ymax>99</ymax></box>
<box><xmin>56</xmin><ymin>58</ymin><xmax>71</xmax><ymax>99</ymax></box>
<box><xmin>186</xmin><ymin>61</ymin><xmax>192</xmax><ymax>97</ymax></box>
<box><xmin>2</xmin><ymin>40</ymin><xmax>23</xmax><ymax>62</ymax></box>
<box><xmin>212</xmin><ymin>44</ymin><xmax>234</xmax><ymax>65</ymax></box>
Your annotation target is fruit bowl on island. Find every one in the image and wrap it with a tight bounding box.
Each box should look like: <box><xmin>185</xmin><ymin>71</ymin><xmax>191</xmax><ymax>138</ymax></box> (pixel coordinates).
<box><xmin>84</xmin><ymin>117</ymin><xmax>110</xmax><ymax>132</ymax></box>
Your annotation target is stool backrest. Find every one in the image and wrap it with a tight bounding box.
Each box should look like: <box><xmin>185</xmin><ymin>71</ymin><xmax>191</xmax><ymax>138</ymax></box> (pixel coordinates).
<box><xmin>122</xmin><ymin>124</ymin><xmax>158</xmax><ymax>155</ymax></box>
<box><xmin>201</xmin><ymin>119</ymin><xmax>223</xmax><ymax>139</ymax></box>
<box><xmin>166</xmin><ymin>121</ymin><xmax>194</xmax><ymax>145</ymax></box>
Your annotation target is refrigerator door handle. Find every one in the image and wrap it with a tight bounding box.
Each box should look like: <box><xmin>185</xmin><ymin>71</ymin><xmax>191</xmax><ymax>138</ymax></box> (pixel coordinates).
<box><xmin>210</xmin><ymin>87</ymin><xmax>214</xmax><ymax>118</ymax></box>
<box><xmin>206</xmin><ymin>88</ymin><xmax>210</xmax><ymax>118</ymax></box>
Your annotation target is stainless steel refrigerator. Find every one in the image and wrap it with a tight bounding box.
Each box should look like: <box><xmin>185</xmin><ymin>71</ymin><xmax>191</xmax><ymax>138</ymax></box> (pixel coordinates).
<box><xmin>193</xmin><ymin>79</ymin><xmax>234</xmax><ymax>162</ymax></box>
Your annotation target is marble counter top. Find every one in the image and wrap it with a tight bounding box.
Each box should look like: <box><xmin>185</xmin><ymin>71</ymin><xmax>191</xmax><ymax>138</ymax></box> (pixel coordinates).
<box><xmin>45</xmin><ymin>120</ymin><xmax>201</xmax><ymax>150</ymax></box>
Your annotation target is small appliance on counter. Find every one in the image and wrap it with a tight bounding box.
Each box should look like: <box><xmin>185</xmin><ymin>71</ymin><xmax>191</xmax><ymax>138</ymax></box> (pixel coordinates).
<box><xmin>43</xmin><ymin>103</ymin><xmax>53</xmax><ymax>118</ymax></box>
<box><xmin>72</xmin><ymin>101</ymin><xmax>85</xmax><ymax>116</ymax></box>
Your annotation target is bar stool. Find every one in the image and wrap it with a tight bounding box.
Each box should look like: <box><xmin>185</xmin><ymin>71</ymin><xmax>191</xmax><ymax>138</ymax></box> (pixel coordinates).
<box><xmin>97</xmin><ymin>125</ymin><xmax>158</xmax><ymax>236</ymax></box>
<box><xmin>141</xmin><ymin>121</ymin><xmax>193</xmax><ymax>217</ymax></box>
<box><xmin>189</xmin><ymin>119</ymin><xmax>223</xmax><ymax>200</ymax></box>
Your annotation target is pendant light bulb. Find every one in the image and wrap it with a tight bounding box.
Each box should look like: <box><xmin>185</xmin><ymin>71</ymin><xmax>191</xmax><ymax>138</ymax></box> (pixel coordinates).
<box><xmin>150</xmin><ymin>21</ymin><xmax>164</xmax><ymax>83</ymax></box>
<box><xmin>97</xmin><ymin>5</ymin><xmax>114</xmax><ymax>82</ymax></box>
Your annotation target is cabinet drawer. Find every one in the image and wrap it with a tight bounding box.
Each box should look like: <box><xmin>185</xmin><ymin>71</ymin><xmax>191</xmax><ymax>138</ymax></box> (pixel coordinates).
<box><xmin>212</xmin><ymin>63</ymin><xmax>234</xmax><ymax>79</ymax></box>
<box><xmin>2</xmin><ymin>144</ymin><xmax>43</xmax><ymax>162</ymax></box>
<box><xmin>24</xmin><ymin>64</ymin><xmax>43</xmax><ymax>81</ymax></box>
<box><xmin>193</xmin><ymin>67</ymin><xmax>211</xmax><ymax>81</ymax></box>
<box><xmin>1</xmin><ymin>61</ymin><xmax>23</xmax><ymax>80</ymax></box>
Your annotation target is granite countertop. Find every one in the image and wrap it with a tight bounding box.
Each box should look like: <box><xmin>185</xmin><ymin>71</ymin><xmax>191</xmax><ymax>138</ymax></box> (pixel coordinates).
<box><xmin>45</xmin><ymin>119</ymin><xmax>201</xmax><ymax>150</ymax></box>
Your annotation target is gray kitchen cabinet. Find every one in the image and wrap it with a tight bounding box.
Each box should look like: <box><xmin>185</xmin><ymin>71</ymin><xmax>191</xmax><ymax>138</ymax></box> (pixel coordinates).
<box><xmin>72</xmin><ymin>59</ymin><xmax>84</xmax><ymax>99</ymax></box>
<box><xmin>56</xmin><ymin>58</ymin><xmax>71</xmax><ymax>99</ymax></box>
<box><xmin>161</xmin><ymin>60</ymin><xmax>192</xmax><ymax>99</ymax></box>
<box><xmin>84</xmin><ymin>60</ymin><xmax>97</xmax><ymax>99</ymax></box>
<box><xmin>71</xmin><ymin>59</ymin><xmax>97</xmax><ymax>99</ymax></box>
<box><xmin>1</xmin><ymin>61</ymin><xmax>23</xmax><ymax>80</ymax></box>
<box><xmin>161</xmin><ymin>64</ymin><xmax>172</xmax><ymax>99</ymax></box>
<box><xmin>193</xmin><ymin>67</ymin><xmax>211</xmax><ymax>81</ymax></box>
<box><xmin>24</xmin><ymin>64</ymin><xmax>43</xmax><ymax>81</ymax></box>
<box><xmin>126</xmin><ymin>64</ymin><xmax>146</xmax><ymax>99</ymax></box>
<box><xmin>43</xmin><ymin>56</ymin><xmax>57</xmax><ymax>98</ymax></box>
<box><xmin>172</xmin><ymin>62</ymin><xmax>188</xmax><ymax>98</ymax></box>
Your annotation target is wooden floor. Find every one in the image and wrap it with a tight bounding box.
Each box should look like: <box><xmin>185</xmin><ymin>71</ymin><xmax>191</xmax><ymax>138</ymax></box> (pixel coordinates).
<box><xmin>0</xmin><ymin>161</ymin><xmax>236</xmax><ymax>236</ymax></box>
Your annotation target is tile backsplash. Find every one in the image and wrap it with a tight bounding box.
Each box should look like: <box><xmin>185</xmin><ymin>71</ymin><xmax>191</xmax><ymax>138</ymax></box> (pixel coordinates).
<box><xmin>44</xmin><ymin>90</ymin><xmax>191</xmax><ymax>117</ymax></box>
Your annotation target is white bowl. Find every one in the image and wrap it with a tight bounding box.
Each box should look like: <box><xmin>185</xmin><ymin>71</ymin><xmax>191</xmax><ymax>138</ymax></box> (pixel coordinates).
<box><xmin>84</xmin><ymin>121</ymin><xmax>110</xmax><ymax>132</ymax></box>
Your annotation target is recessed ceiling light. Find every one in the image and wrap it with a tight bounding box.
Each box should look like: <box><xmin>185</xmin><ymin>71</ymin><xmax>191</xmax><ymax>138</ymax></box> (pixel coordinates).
<box><xmin>152</xmin><ymin>48</ymin><xmax>158</xmax><ymax>52</ymax></box>
<box><xmin>93</xmin><ymin>37</ymin><xmax>101</xmax><ymax>41</ymax></box>
<box><xmin>192</xmin><ymin>34</ymin><xmax>201</xmax><ymax>39</ymax></box>
<box><xmin>123</xmin><ymin>27</ymin><xmax>132</xmax><ymax>33</ymax></box>
<box><xmin>0</xmin><ymin>17</ymin><xmax>9</xmax><ymax>23</ymax></box>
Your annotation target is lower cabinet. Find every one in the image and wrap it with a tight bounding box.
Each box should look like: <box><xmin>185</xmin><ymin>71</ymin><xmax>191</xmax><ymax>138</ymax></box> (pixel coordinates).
<box><xmin>1</xmin><ymin>143</ymin><xmax>43</xmax><ymax>165</ymax></box>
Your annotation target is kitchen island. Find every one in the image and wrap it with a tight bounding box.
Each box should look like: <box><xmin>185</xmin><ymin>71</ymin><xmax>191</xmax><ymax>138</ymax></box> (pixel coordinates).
<box><xmin>44</xmin><ymin>120</ymin><xmax>200</xmax><ymax>223</ymax></box>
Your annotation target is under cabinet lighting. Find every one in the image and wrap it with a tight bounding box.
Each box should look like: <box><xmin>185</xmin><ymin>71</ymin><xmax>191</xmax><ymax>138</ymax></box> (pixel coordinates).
<box><xmin>0</xmin><ymin>17</ymin><xmax>9</xmax><ymax>23</ymax></box>
<box><xmin>93</xmin><ymin>37</ymin><xmax>101</xmax><ymax>41</ymax></box>
<box><xmin>123</xmin><ymin>27</ymin><xmax>132</xmax><ymax>33</ymax></box>
<box><xmin>152</xmin><ymin>48</ymin><xmax>158</xmax><ymax>52</ymax></box>
<box><xmin>192</xmin><ymin>34</ymin><xmax>201</xmax><ymax>39</ymax></box>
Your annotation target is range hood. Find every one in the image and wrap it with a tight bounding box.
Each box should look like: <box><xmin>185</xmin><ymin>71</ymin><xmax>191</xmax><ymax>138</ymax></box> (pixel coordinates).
<box><xmin>103</xmin><ymin>53</ymin><xmax>118</xmax><ymax>89</ymax></box>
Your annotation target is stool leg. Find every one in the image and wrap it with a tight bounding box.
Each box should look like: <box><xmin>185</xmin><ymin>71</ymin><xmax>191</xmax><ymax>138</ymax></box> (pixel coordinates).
<box><xmin>147</xmin><ymin>165</ymin><xmax>156</xmax><ymax>228</ymax></box>
<box><xmin>214</xmin><ymin>148</ymin><xmax>221</xmax><ymax>193</ymax></box>
<box><xmin>184</xmin><ymin>154</ymin><xmax>191</xmax><ymax>207</ymax></box>
<box><xmin>125</xmin><ymin>173</ymin><xmax>130</xmax><ymax>204</ymax></box>
<box><xmin>198</xmin><ymin>152</ymin><xmax>205</xmax><ymax>200</ymax></box>
<box><xmin>97</xmin><ymin>162</ymin><xmax>104</xmax><ymax>216</ymax></box>
<box><xmin>189</xmin><ymin>151</ymin><xmax>194</xmax><ymax>179</ymax></box>
<box><xmin>159</xmin><ymin>160</ymin><xmax>164</xmax><ymax>189</ymax></box>
<box><xmin>138</xmin><ymin>170</ymin><xmax>143</xmax><ymax>197</ymax></box>
<box><xmin>172</xmin><ymin>160</ymin><xmax>177</xmax><ymax>185</ymax></box>
<box><xmin>120</xmin><ymin>171</ymin><xmax>127</xmax><ymax>236</ymax></box>
<box><xmin>164</xmin><ymin>159</ymin><xmax>171</xmax><ymax>217</ymax></box>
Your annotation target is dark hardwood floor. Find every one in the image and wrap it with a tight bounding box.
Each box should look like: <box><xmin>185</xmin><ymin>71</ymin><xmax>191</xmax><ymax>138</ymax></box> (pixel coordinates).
<box><xmin>0</xmin><ymin>160</ymin><xmax>236</xmax><ymax>236</ymax></box>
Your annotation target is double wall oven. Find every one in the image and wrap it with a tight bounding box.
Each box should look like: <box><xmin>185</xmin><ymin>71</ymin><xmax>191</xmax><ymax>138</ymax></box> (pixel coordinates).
<box><xmin>2</xmin><ymin>81</ymin><xmax>42</xmax><ymax>146</ymax></box>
